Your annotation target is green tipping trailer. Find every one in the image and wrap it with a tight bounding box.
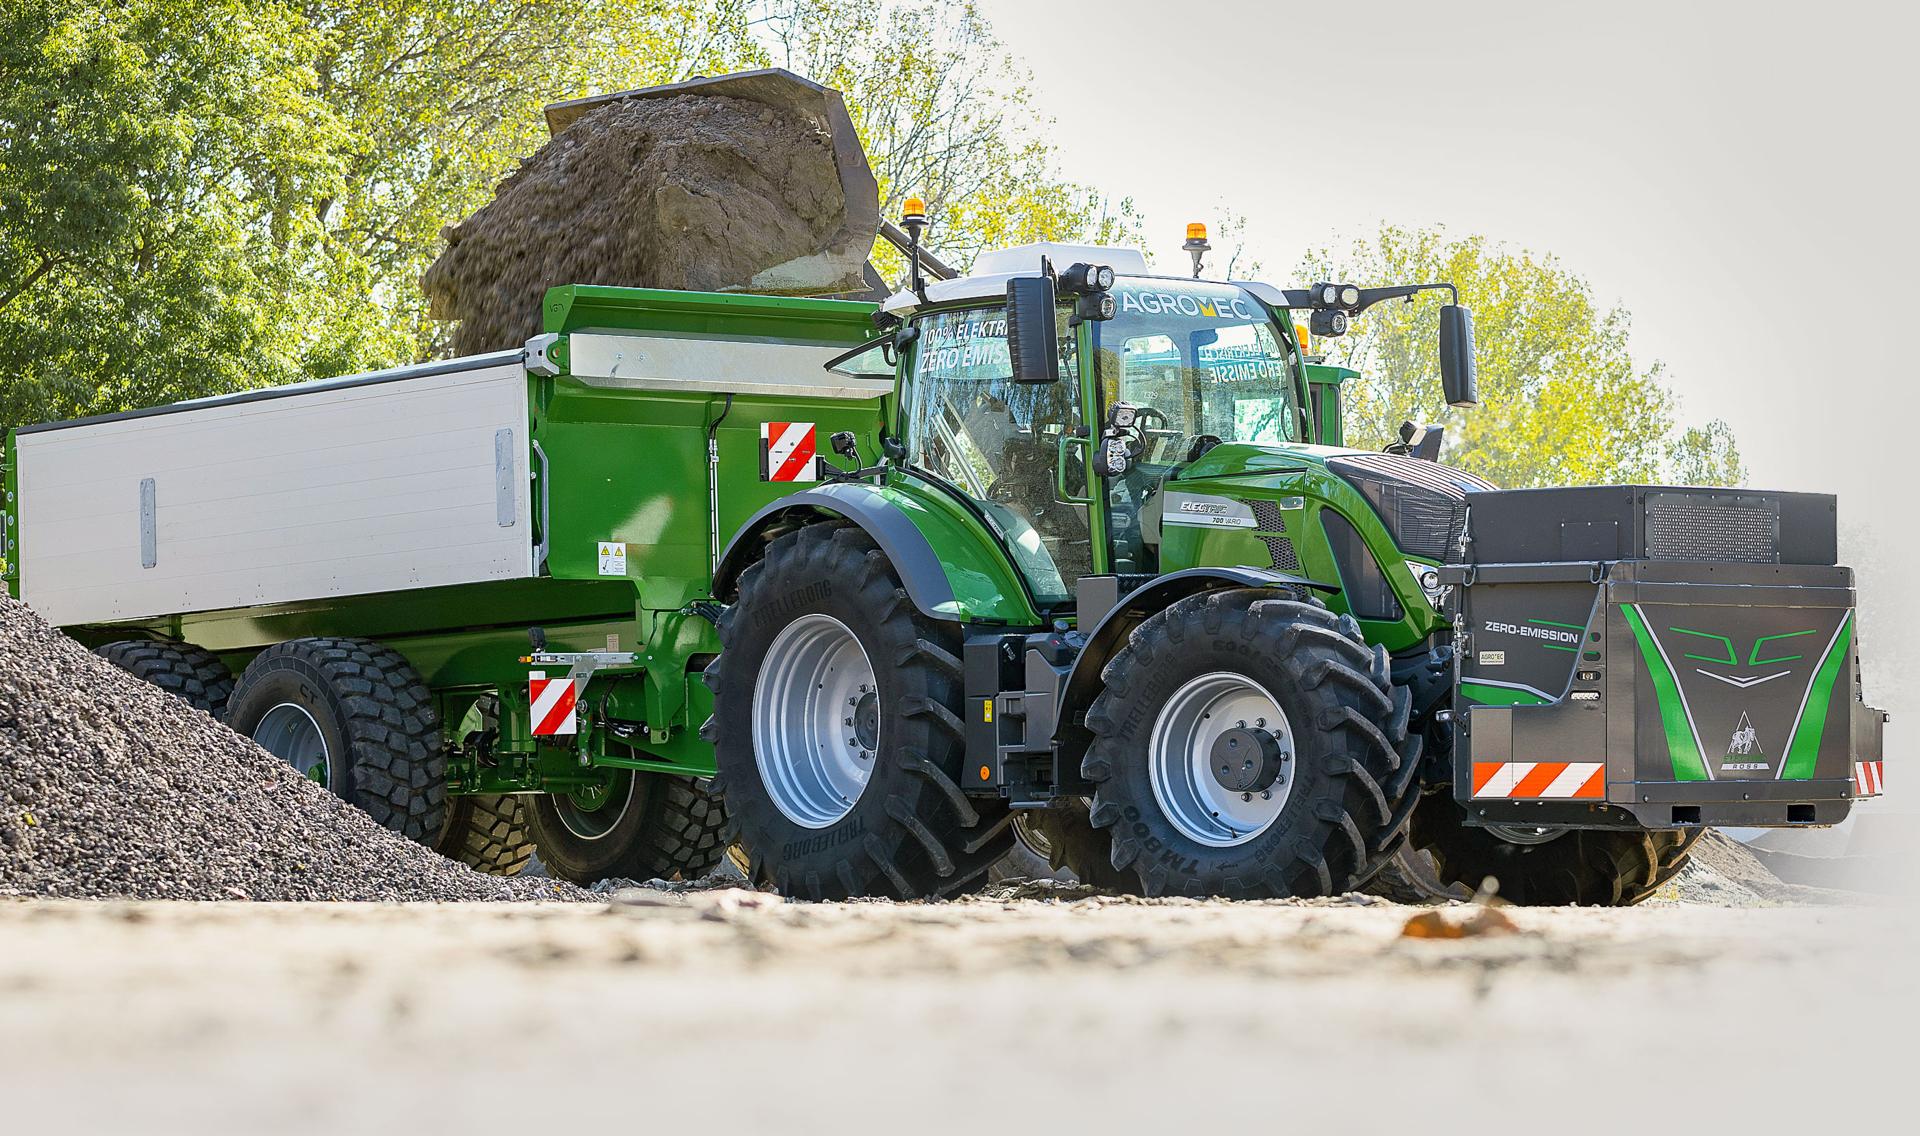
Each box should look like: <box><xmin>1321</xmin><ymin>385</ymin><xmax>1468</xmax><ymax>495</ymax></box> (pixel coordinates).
<box><xmin>1</xmin><ymin>244</ymin><xmax>1888</xmax><ymax>901</ymax></box>
<box><xmin>2</xmin><ymin>285</ymin><xmax>893</xmax><ymax>879</ymax></box>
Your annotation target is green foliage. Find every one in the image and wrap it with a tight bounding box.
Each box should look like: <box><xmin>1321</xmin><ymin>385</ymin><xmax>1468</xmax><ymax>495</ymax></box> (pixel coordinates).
<box><xmin>0</xmin><ymin>0</ymin><xmax>347</xmax><ymax>429</ymax></box>
<box><xmin>747</xmin><ymin>0</ymin><xmax>1142</xmax><ymax>276</ymax></box>
<box><xmin>1299</xmin><ymin>225</ymin><xmax>1742</xmax><ymax>488</ymax></box>
<box><xmin>1</xmin><ymin>0</ymin><xmax>1147</xmax><ymax>429</ymax></box>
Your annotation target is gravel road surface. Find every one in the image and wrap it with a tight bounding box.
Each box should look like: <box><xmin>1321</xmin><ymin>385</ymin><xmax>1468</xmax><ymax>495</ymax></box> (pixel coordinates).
<box><xmin>1</xmin><ymin>893</ymin><xmax>1910</xmax><ymax>1135</ymax></box>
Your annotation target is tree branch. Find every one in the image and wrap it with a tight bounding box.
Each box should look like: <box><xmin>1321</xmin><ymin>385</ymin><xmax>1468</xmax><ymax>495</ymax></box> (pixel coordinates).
<box><xmin>0</xmin><ymin>252</ymin><xmax>63</xmax><ymax>311</ymax></box>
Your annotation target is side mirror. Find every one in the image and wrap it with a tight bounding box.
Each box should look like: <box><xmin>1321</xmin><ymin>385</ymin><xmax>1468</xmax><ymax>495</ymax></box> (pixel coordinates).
<box><xmin>1439</xmin><ymin>304</ymin><xmax>1478</xmax><ymax>408</ymax></box>
<box><xmin>1006</xmin><ymin>276</ymin><xmax>1061</xmax><ymax>384</ymax></box>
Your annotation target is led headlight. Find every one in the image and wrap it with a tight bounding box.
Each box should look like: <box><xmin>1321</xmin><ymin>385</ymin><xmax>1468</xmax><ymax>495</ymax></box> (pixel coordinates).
<box><xmin>1405</xmin><ymin>559</ymin><xmax>1446</xmax><ymax>609</ymax></box>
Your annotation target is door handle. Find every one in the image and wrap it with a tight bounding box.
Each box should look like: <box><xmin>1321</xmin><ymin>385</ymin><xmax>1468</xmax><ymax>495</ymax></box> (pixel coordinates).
<box><xmin>1056</xmin><ymin>433</ymin><xmax>1094</xmax><ymax>506</ymax></box>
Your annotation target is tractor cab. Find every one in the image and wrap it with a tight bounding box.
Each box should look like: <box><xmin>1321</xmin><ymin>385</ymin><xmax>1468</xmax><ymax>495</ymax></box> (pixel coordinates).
<box><xmin>867</xmin><ymin>243</ymin><xmax>1316</xmax><ymax>610</ymax></box>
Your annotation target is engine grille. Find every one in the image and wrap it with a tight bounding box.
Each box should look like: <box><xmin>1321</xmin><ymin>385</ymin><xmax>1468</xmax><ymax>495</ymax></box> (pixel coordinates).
<box><xmin>1326</xmin><ymin>453</ymin><xmax>1491</xmax><ymax>563</ymax></box>
<box><xmin>1646</xmin><ymin>493</ymin><xmax>1780</xmax><ymax>563</ymax></box>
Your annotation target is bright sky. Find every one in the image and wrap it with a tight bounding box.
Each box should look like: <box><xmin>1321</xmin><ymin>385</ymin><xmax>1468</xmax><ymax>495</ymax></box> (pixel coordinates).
<box><xmin>977</xmin><ymin>0</ymin><xmax>1916</xmax><ymax>503</ymax></box>
<box><xmin>978</xmin><ymin>0</ymin><xmax>1919</xmax><ymax>710</ymax></box>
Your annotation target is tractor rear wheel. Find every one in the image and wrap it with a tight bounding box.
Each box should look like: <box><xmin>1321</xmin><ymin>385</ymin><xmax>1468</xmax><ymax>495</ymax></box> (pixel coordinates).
<box><xmin>226</xmin><ymin>637</ymin><xmax>447</xmax><ymax>845</ymax></box>
<box><xmin>1082</xmin><ymin>589</ymin><xmax>1421</xmax><ymax>898</ymax></box>
<box><xmin>527</xmin><ymin>772</ymin><xmax>726</xmax><ymax>885</ymax></box>
<box><xmin>708</xmin><ymin>521</ymin><xmax>1013</xmax><ymax>900</ymax></box>
<box><xmin>1410</xmin><ymin>794</ymin><xmax>1702</xmax><ymax>905</ymax></box>
<box><xmin>95</xmin><ymin>640</ymin><xmax>234</xmax><ymax>719</ymax></box>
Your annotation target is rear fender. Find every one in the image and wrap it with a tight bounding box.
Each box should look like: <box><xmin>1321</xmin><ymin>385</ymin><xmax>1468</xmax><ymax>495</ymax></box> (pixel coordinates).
<box><xmin>714</xmin><ymin>481</ymin><xmax>1043</xmax><ymax>626</ymax></box>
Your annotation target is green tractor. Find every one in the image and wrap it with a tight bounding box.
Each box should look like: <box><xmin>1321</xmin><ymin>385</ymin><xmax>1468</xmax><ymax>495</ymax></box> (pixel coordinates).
<box><xmin>705</xmin><ymin>214</ymin><xmax>1884</xmax><ymax>904</ymax></box>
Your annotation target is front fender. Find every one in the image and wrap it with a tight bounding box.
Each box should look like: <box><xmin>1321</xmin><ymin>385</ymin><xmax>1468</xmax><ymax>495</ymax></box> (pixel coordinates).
<box><xmin>1053</xmin><ymin>567</ymin><xmax>1339</xmax><ymax>751</ymax></box>
<box><xmin>715</xmin><ymin>480</ymin><xmax>1044</xmax><ymax>626</ymax></box>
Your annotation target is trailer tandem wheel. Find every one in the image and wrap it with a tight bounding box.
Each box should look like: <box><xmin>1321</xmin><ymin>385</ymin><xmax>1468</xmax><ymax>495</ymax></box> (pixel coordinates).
<box><xmin>708</xmin><ymin>521</ymin><xmax>1014</xmax><ymax>900</ymax></box>
<box><xmin>225</xmin><ymin>637</ymin><xmax>448</xmax><ymax>846</ymax></box>
<box><xmin>437</xmin><ymin>793</ymin><xmax>537</xmax><ymax>876</ymax></box>
<box><xmin>95</xmin><ymin>640</ymin><xmax>235</xmax><ymax>720</ymax></box>
<box><xmin>526</xmin><ymin>772</ymin><xmax>726</xmax><ymax>885</ymax></box>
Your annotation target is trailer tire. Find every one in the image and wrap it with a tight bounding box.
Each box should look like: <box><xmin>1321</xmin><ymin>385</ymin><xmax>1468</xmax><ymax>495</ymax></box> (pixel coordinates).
<box><xmin>226</xmin><ymin>637</ymin><xmax>447</xmax><ymax>845</ymax></box>
<box><xmin>1082</xmin><ymin>589</ymin><xmax>1421</xmax><ymax>898</ymax></box>
<box><xmin>1410</xmin><ymin>794</ymin><xmax>1703</xmax><ymax>906</ymax></box>
<box><xmin>708</xmin><ymin>521</ymin><xmax>1014</xmax><ymax>900</ymax></box>
<box><xmin>527</xmin><ymin>772</ymin><xmax>726</xmax><ymax>885</ymax></box>
<box><xmin>95</xmin><ymin>640</ymin><xmax>234</xmax><ymax>719</ymax></box>
<box><xmin>437</xmin><ymin>794</ymin><xmax>536</xmax><ymax>876</ymax></box>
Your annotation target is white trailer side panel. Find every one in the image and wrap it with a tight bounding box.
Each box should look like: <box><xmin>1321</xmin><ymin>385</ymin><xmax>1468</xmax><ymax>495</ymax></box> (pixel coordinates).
<box><xmin>16</xmin><ymin>357</ymin><xmax>534</xmax><ymax>626</ymax></box>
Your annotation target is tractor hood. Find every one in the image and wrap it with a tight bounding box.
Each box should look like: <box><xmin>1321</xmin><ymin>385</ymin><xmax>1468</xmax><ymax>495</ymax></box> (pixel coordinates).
<box><xmin>1175</xmin><ymin>441</ymin><xmax>1495</xmax><ymax>564</ymax></box>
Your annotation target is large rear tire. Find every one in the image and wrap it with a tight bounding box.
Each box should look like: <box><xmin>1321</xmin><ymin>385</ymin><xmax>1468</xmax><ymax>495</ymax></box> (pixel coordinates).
<box><xmin>226</xmin><ymin>637</ymin><xmax>447</xmax><ymax>845</ymax></box>
<box><xmin>1082</xmin><ymin>589</ymin><xmax>1421</xmax><ymax>898</ymax></box>
<box><xmin>1410</xmin><ymin>794</ymin><xmax>1702</xmax><ymax>906</ymax></box>
<box><xmin>95</xmin><ymin>640</ymin><xmax>234</xmax><ymax>719</ymax></box>
<box><xmin>708</xmin><ymin>521</ymin><xmax>1013</xmax><ymax>900</ymax></box>
<box><xmin>527</xmin><ymin>772</ymin><xmax>726</xmax><ymax>885</ymax></box>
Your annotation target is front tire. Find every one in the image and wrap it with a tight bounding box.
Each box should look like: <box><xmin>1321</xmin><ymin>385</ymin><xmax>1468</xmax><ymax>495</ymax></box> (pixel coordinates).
<box><xmin>708</xmin><ymin>522</ymin><xmax>1013</xmax><ymax>900</ymax></box>
<box><xmin>1083</xmin><ymin>590</ymin><xmax>1420</xmax><ymax>898</ymax></box>
<box><xmin>1410</xmin><ymin>794</ymin><xmax>1702</xmax><ymax>905</ymax></box>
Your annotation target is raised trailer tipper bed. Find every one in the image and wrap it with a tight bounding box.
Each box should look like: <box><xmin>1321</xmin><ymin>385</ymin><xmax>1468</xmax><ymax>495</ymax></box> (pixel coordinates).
<box><xmin>3</xmin><ymin>237</ymin><xmax>1888</xmax><ymax>902</ymax></box>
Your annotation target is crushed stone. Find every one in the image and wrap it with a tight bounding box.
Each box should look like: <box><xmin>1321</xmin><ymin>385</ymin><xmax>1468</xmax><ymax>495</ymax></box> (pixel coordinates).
<box><xmin>0</xmin><ymin>595</ymin><xmax>583</xmax><ymax>902</ymax></box>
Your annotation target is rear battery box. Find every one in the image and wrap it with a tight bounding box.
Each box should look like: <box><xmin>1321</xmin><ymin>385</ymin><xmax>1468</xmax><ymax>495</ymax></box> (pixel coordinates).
<box><xmin>1440</xmin><ymin>485</ymin><xmax>1886</xmax><ymax>831</ymax></box>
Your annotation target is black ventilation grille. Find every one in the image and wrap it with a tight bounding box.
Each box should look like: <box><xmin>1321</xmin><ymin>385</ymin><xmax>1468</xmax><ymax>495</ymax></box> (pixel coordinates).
<box><xmin>1262</xmin><ymin>534</ymin><xmax>1301</xmax><ymax>572</ymax></box>
<box><xmin>1244</xmin><ymin>499</ymin><xmax>1302</xmax><ymax>571</ymax></box>
<box><xmin>1646</xmin><ymin>493</ymin><xmax>1779</xmax><ymax>563</ymax></box>
<box><xmin>1327</xmin><ymin>454</ymin><xmax>1489</xmax><ymax>563</ymax></box>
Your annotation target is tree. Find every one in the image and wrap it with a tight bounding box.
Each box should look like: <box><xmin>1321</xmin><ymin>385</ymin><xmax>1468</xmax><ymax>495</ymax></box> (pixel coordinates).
<box><xmin>1298</xmin><ymin>225</ymin><xmax>1742</xmax><ymax>488</ymax></box>
<box><xmin>0</xmin><ymin>0</ymin><xmax>348</xmax><ymax>430</ymax></box>
<box><xmin>747</xmin><ymin>0</ymin><xmax>1143</xmax><ymax>275</ymax></box>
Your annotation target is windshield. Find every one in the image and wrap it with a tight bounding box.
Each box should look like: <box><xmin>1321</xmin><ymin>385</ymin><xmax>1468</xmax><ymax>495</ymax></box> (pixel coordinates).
<box><xmin>1091</xmin><ymin>280</ymin><xmax>1302</xmax><ymax>456</ymax></box>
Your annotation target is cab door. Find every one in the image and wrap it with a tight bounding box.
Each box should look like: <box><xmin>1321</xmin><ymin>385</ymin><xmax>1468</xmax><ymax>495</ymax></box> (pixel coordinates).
<box><xmin>899</xmin><ymin>303</ymin><xmax>1093</xmax><ymax>610</ymax></box>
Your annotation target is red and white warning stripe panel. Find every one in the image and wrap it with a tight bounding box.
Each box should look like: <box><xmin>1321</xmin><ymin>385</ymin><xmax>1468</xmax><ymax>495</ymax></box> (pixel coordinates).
<box><xmin>761</xmin><ymin>421</ymin><xmax>818</xmax><ymax>483</ymax></box>
<box><xmin>530</xmin><ymin>673</ymin><xmax>577</xmax><ymax>737</ymax></box>
<box><xmin>1472</xmin><ymin>761</ymin><xmax>1605</xmax><ymax>800</ymax></box>
<box><xmin>1854</xmin><ymin>760</ymin><xmax>1885</xmax><ymax>797</ymax></box>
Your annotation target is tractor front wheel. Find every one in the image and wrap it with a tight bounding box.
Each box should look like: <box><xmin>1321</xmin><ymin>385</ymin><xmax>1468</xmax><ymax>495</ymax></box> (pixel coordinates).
<box><xmin>708</xmin><ymin>521</ymin><xmax>1012</xmax><ymax>900</ymax></box>
<box><xmin>1082</xmin><ymin>589</ymin><xmax>1421</xmax><ymax>898</ymax></box>
<box><xmin>1410</xmin><ymin>794</ymin><xmax>1701</xmax><ymax>905</ymax></box>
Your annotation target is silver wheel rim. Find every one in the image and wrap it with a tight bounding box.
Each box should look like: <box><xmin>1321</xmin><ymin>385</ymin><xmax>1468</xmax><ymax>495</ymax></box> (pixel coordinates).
<box><xmin>555</xmin><ymin>772</ymin><xmax>638</xmax><ymax>841</ymax></box>
<box><xmin>1486</xmin><ymin>824</ymin><xmax>1564</xmax><ymax>846</ymax></box>
<box><xmin>1149</xmin><ymin>672</ymin><xmax>1294</xmax><ymax>848</ymax></box>
<box><xmin>253</xmin><ymin>703</ymin><xmax>331</xmax><ymax>787</ymax></box>
<box><xmin>752</xmin><ymin>613</ymin><xmax>878</xmax><ymax>829</ymax></box>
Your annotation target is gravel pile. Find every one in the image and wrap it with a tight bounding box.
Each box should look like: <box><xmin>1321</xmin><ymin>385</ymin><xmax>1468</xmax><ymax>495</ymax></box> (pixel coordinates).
<box><xmin>0</xmin><ymin>595</ymin><xmax>582</xmax><ymax>901</ymax></box>
<box><xmin>423</xmin><ymin>92</ymin><xmax>863</xmax><ymax>356</ymax></box>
